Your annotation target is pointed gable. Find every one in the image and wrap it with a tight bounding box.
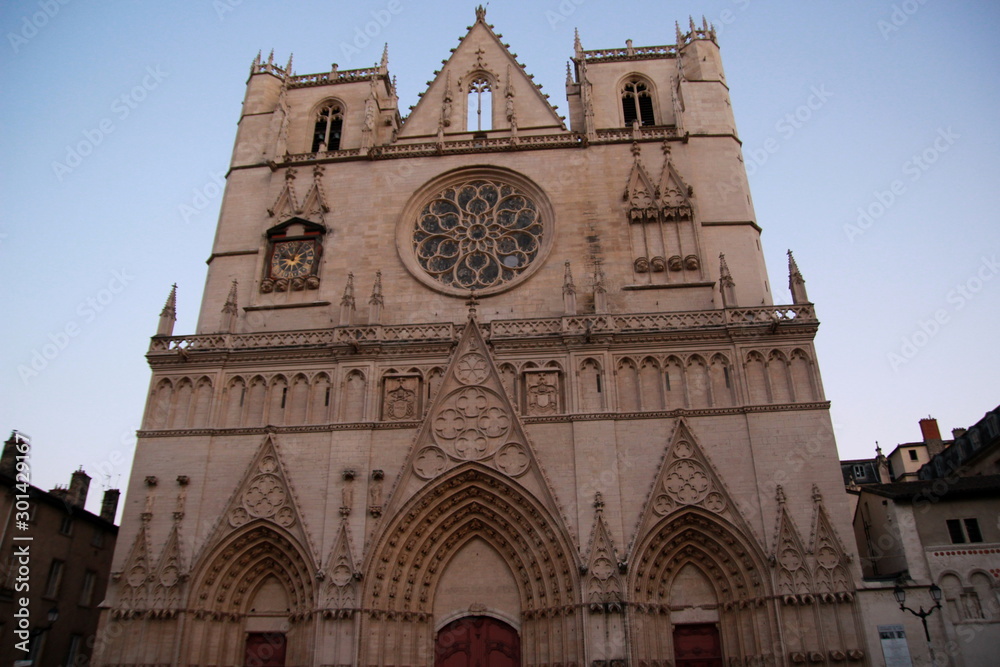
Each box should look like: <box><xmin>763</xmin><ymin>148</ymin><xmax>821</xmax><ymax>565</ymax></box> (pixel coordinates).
<box><xmin>658</xmin><ymin>145</ymin><xmax>694</xmax><ymax>220</ymax></box>
<box><xmin>298</xmin><ymin>165</ymin><xmax>331</xmax><ymax>222</ymax></box>
<box><xmin>322</xmin><ymin>520</ymin><xmax>360</xmax><ymax>617</ymax></box>
<box><xmin>398</xmin><ymin>8</ymin><xmax>565</xmax><ymax>138</ymax></box>
<box><xmin>268</xmin><ymin>168</ymin><xmax>300</xmax><ymax>219</ymax></box>
<box><xmin>150</xmin><ymin>523</ymin><xmax>185</xmax><ymax>616</ymax></box>
<box><xmin>624</xmin><ymin>145</ymin><xmax>659</xmax><ymax>222</ymax></box>
<box><xmin>113</xmin><ymin>522</ymin><xmax>152</xmax><ymax>615</ymax></box>
<box><xmin>585</xmin><ymin>493</ymin><xmax>625</xmax><ymax>612</ymax></box>
<box><xmin>381</xmin><ymin>318</ymin><xmax>568</xmax><ymax>535</ymax></box>
<box><xmin>771</xmin><ymin>486</ymin><xmax>811</xmax><ymax>598</ymax></box>
<box><xmin>809</xmin><ymin>485</ymin><xmax>855</xmax><ymax>596</ymax></box>
<box><xmin>196</xmin><ymin>434</ymin><xmax>317</xmax><ymax>567</ymax></box>
<box><xmin>630</xmin><ymin>419</ymin><xmax>760</xmax><ymax>550</ymax></box>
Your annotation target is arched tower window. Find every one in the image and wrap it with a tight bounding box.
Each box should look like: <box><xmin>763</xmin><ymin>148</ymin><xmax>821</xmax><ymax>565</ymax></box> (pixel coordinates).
<box><xmin>622</xmin><ymin>78</ymin><xmax>655</xmax><ymax>127</ymax></box>
<box><xmin>312</xmin><ymin>102</ymin><xmax>343</xmax><ymax>152</ymax></box>
<box><xmin>467</xmin><ymin>76</ymin><xmax>492</xmax><ymax>131</ymax></box>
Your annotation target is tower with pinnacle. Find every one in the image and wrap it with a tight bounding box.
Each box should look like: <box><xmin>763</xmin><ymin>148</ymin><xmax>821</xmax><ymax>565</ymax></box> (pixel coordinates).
<box><xmin>96</xmin><ymin>9</ymin><xmax>875</xmax><ymax>666</ymax></box>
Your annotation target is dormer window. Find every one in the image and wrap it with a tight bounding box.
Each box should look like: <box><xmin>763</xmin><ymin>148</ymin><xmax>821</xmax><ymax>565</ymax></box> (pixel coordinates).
<box><xmin>312</xmin><ymin>103</ymin><xmax>343</xmax><ymax>152</ymax></box>
<box><xmin>467</xmin><ymin>76</ymin><xmax>492</xmax><ymax>132</ymax></box>
<box><xmin>622</xmin><ymin>78</ymin><xmax>655</xmax><ymax>127</ymax></box>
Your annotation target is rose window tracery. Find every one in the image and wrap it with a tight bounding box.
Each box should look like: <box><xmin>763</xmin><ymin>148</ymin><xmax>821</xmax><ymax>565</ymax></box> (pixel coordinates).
<box><xmin>411</xmin><ymin>178</ymin><xmax>546</xmax><ymax>293</ymax></box>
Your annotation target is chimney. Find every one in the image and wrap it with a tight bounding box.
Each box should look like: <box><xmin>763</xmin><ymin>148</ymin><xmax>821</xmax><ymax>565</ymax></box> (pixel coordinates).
<box><xmin>100</xmin><ymin>489</ymin><xmax>121</xmax><ymax>523</ymax></box>
<box><xmin>1</xmin><ymin>431</ymin><xmax>27</xmax><ymax>478</ymax></box>
<box><xmin>952</xmin><ymin>427</ymin><xmax>967</xmax><ymax>439</ymax></box>
<box><xmin>919</xmin><ymin>417</ymin><xmax>942</xmax><ymax>442</ymax></box>
<box><xmin>69</xmin><ymin>467</ymin><xmax>91</xmax><ymax>507</ymax></box>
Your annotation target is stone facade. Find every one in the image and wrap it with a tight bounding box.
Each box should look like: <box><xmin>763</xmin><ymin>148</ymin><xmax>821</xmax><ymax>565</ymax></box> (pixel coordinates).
<box><xmin>96</xmin><ymin>10</ymin><xmax>877</xmax><ymax>667</ymax></box>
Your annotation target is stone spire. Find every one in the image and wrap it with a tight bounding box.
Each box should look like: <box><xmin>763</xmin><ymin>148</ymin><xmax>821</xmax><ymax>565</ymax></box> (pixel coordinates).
<box><xmin>565</xmin><ymin>61</ymin><xmax>573</xmax><ymax>86</ymax></box>
<box><xmin>380</xmin><ymin>43</ymin><xmax>389</xmax><ymax>72</ymax></box>
<box><xmin>220</xmin><ymin>279</ymin><xmax>239</xmax><ymax>333</ymax></box>
<box><xmin>368</xmin><ymin>271</ymin><xmax>384</xmax><ymax>324</ymax></box>
<box><xmin>787</xmin><ymin>250</ymin><xmax>810</xmax><ymax>304</ymax></box>
<box><xmin>593</xmin><ymin>261</ymin><xmax>608</xmax><ymax>314</ymax></box>
<box><xmin>562</xmin><ymin>261</ymin><xmax>577</xmax><ymax>315</ymax></box>
<box><xmin>718</xmin><ymin>253</ymin><xmax>736</xmax><ymax>308</ymax></box>
<box><xmin>574</xmin><ymin>28</ymin><xmax>583</xmax><ymax>57</ymax></box>
<box><xmin>284</xmin><ymin>53</ymin><xmax>294</xmax><ymax>79</ymax></box>
<box><xmin>156</xmin><ymin>284</ymin><xmax>177</xmax><ymax>337</ymax></box>
<box><xmin>340</xmin><ymin>273</ymin><xmax>356</xmax><ymax>326</ymax></box>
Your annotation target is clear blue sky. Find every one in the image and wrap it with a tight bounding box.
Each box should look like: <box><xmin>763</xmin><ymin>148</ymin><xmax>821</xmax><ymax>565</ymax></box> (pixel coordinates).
<box><xmin>2</xmin><ymin>1</ymin><xmax>998</xmax><ymax>517</ymax></box>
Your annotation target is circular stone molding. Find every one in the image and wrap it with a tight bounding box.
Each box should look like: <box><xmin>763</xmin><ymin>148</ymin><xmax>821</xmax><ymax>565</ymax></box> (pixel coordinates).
<box><xmin>396</xmin><ymin>167</ymin><xmax>555</xmax><ymax>296</ymax></box>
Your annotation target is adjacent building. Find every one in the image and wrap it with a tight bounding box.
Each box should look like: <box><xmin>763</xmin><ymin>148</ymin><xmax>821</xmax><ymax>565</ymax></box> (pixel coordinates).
<box><xmin>0</xmin><ymin>431</ymin><xmax>119</xmax><ymax>667</ymax></box>
<box><xmin>849</xmin><ymin>406</ymin><xmax>1000</xmax><ymax>666</ymax></box>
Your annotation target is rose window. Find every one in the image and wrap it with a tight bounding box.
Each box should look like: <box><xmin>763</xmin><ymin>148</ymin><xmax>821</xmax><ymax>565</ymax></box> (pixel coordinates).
<box><xmin>412</xmin><ymin>178</ymin><xmax>546</xmax><ymax>293</ymax></box>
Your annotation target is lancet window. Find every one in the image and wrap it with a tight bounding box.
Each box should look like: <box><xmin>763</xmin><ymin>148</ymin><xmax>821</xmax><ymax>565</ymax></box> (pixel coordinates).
<box><xmin>311</xmin><ymin>102</ymin><xmax>343</xmax><ymax>152</ymax></box>
<box><xmin>467</xmin><ymin>76</ymin><xmax>492</xmax><ymax>131</ymax></box>
<box><xmin>622</xmin><ymin>78</ymin><xmax>655</xmax><ymax>127</ymax></box>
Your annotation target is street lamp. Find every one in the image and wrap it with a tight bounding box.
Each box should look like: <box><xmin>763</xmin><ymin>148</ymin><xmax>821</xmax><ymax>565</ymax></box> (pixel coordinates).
<box><xmin>894</xmin><ymin>584</ymin><xmax>943</xmax><ymax>642</ymax></box>
<box><xmin>27</xmin><ymin>607</ymin><xmax>60</xmax><ymax>662</ymax></box>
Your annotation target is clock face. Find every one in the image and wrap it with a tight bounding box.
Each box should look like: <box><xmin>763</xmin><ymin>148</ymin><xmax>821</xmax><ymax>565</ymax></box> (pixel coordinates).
<box><xmin>270</xmin><ymin>240</ymin><xmax>316</xmax><ymax>279</ymax></box>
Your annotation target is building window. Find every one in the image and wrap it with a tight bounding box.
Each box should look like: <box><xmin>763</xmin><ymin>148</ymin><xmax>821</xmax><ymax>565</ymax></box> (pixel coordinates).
<box><xmin>946</xmin><ymin>518</ymin><xmax>983</xmax><ymax>544</ymax></box>
<box><xmin>467</xmin><ymin>76</ymin><xmax>492</xmax><ymax>132</ymax></box>
<box><xmin>91</xmin><ymin>530</ymin><xmax>105</xmax><ymax>548</ymax></box>
<box><xmin>852</xmin><ymin>464</ymin><xmax>866</xmax><ymax>480</ymax></box>
<box><xmin>59</xmin><ymin>514</ymin><xmax>73</xmax><ymax>536</ymax></box>
<box><xmin>66</xmin><ymin>634</ymin><xmax>83</xmax><ymax>667</ymax></box>
<box><xmin>908</xmin><ymin>449</ymin><xmax>918</xmax><ymax>461</ymax></box>
<box><xmin>622</xmin><ymin>78</ymin><xmax>655</xmax><ymax>127</ymax></box>
<box><xmin>311</xmin><ymin>102</ymin><xmax>343</xmax><ymax>152</ymax></box>
<box><xmin>79</xmin><ymin>570</ymin><xmax>97</xmax><ymax>607</ymax></box>
<box><xmin>44</xmin><ymin>559</ymin><xmax>65</xmax><ymax>598</ymax></box>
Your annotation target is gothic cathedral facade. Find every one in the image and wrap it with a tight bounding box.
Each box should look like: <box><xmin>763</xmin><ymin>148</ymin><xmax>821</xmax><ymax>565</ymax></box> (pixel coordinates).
<box><xmin>97</xmin><ymin>10</ymin><xmax>873</xmax><ymax>667</ymax></box>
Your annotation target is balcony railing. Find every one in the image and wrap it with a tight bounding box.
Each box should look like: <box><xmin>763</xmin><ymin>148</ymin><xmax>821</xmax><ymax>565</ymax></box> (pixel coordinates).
<box><xmin>149</xmin><ymin>304</ymin><xmax>816</xmax><ymax>354</ymax></box>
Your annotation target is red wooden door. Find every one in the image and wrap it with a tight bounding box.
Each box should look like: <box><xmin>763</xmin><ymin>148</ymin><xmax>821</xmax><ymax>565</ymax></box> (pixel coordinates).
<box><xmin>244</xmin><ymin>632</ymin><xmax>287</xmax><ymax>667</ymax></box>
<box><xmin>436</xmin><ymin>616</ymin><xmax>520</xmax><ymax>667</ymax></box>
<box><xmin>673</xmin><ymin>623</ymin><xmax>723</xmax><ymax>667</ymax></box>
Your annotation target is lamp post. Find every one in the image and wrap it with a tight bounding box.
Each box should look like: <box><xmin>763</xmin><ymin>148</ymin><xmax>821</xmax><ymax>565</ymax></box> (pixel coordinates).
<box><xmin>894</xmin><ymin>584</ymin><xmax>943</xmax><ymax>642</ymax></box>
<box><xmin>27</xmin><ymin>607</ymin><xmax>60</xmax><ymax>663</ymax></box>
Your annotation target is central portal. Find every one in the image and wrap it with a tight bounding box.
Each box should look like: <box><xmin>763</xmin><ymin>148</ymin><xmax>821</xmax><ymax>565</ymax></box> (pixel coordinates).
<box><xmin>673</xmin><ymin>623</ymin><xmax>723</xmax><ymax>667</ymax></box>
<box><xmin>435</xmin><ymin>616</ymin><xmax>520</xmax><ymax>667</ymax></box>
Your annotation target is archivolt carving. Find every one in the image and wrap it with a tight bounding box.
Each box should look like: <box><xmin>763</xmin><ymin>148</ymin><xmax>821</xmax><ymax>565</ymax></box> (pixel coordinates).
<box><xmin>364</xmin><ymin>467</ymin><xmax>576</xmax><ymax>614</ymax></box>
<box><xmin>190</xmin><ymin>524</ymin><xmax>315</xmax><ymax>615</ymax></box>
<box><xmin>631</xmin><ymin>510</ymin><xmax>769</xmax><ymax>605</ymax></box>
